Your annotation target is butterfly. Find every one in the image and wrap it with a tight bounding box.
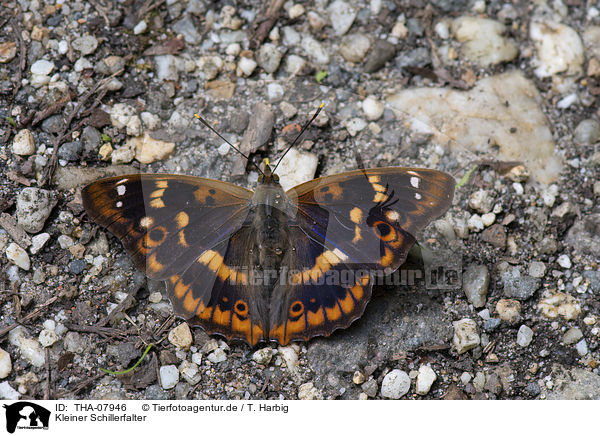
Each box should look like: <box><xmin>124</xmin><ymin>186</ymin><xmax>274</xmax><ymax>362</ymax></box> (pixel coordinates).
<box><xmin>82</xmin><ymin>161</ymin><xmax>454</xmax><ymax>346</ymax></box>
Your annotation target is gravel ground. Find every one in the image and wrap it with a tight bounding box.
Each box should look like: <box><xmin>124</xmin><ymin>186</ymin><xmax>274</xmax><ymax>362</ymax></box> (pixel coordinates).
<box><xmin>0</xmin><ymin>0</ymin><xmax>599</xmax><ymax>400</ymax></box>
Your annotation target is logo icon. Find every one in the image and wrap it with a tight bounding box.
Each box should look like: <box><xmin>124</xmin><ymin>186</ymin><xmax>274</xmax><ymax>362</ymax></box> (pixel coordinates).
<box><xmin>3</xmin><ymin>402</ymin><xmax>50</xmax><ymax>433</ymax></box>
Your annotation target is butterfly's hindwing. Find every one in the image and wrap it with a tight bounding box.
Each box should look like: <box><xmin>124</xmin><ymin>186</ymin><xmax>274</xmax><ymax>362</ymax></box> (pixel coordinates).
<box><xmin>166</xmin><ymin>228</ymin><xmax>268</xmax><ymax>346</ymax></box>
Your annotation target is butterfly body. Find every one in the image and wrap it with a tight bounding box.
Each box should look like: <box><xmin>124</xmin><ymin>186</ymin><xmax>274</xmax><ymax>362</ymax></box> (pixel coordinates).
<box><xmin>82</xmin><ymin>164</ymin><xmax>454</xmax><ymax>346</ymax></box>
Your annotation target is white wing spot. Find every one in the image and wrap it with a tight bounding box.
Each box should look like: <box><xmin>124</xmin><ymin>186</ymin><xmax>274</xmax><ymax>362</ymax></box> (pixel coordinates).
<box><xmin>410</xmin><ymin>176</ymin><xmax>420</xmax><ymax>188</ymax></box>
<box><xmin>386</xmin><ymin>210</ymin><xmax>400</xmax><ymax>221</ymax></box>
<box><xmin>415</xmin><ymin>193</ymin><xmax>422</xmax><ymax>200</ymax></box>
<box><xmin>116</xmin><ymin>201</ymin><xmax>123</xmax><ymax>208</ymax></box>
<box><xmin>116</xmin><ymin>185</ymin><xmax>126</xmax><ymax>196</ymax></box>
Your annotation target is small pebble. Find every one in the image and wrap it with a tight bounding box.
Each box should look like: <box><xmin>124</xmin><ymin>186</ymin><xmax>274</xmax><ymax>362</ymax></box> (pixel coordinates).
<box><xmin>257</xmin><ymin>43</ymin><xmax>282</xmax><ymax>73</ymax></box>
<box><xmin>8</xmin><ymin>327</ymin><xmax>45</xmax><ymax>367</ymax></box>
<box><xmin>16</xmin><ymin>188</ymin><xmax>57</xmax><ymax>233</ymax></box>
<box><xmin>467</xmin><ymin>214</ymin><xmax>484</xmax><ymax>232</ymax></box>
<box><xmin>339</xmin><ymin>33</ymin><xmax>371</xmax><ymax>63</ymax></box>
<box><xmin>416</xmin><ymin>365</ymin><xmax>437</xmax><ymax>395</ymax></box>
<box><xmin>168</xmin><ymin>323</ymin><xmax>193</xmax><ymax>350</ymax></box>
<box><xmin>6</xmin><ymin>243</ymin><xmax>30</xmax><ymax>271</ymax></box>
<box><xmin>38</xmin><ymin>329</ymin><xmax>59</xmax><ymax>347</ymax></box>
<box><xmin>473</xmin><ymin>372</ymin><xmax>485</xmax><ymax>391</ymax></box>
<box><xmin>133</xmin><ymin>21</ymin><xmax>147</xmax><ymax>35</ymax></box>
<box><xmin>460</xmin><ymin>372</ymin><xmax>472</xmax><ymax>384</ymax></box>
<box><xmin>179</xmin><ymin>361</ymin><xmax>201</xmax><ymax>385</ymax></box>
<box><xmin>453</xmin><ymin>318</ymin><xmax>480</xmax><ymax>354</ymax></box>
<box><xmin>298</xmin><ymin>382</ymin><xmax>323</xmax><ymax>400</ymax></box>
<box><xmin>462</xmin><ymin>264</ymin><xmax>489</xmax><ymax>308</ymax></box>
<box><xmin>0</xmin><ymin>348</ymin><xmax>12</xmax><ymax>379</ymax></box>
<box><xmin>328</xmin><ymin>0</ymin><xmax>357</xmax><ymax>36</ymax></box>
<box><xmin>557</xmin><ymin>254</ymin><xmax>572</xmax><ymax>269</ymax></box>
<box><xmin>538</xmin><ymin>292</ymin><xmax>581</xmax><ymax>320</ymax></box>
<box><xmin>496</xmin><ymin>299</ymin><xmax>522</xmax><ymax>324</ymax></box>
<box><xmin>361</xmin><ymin>96</ymin><xmax>384</xmax><ymax>121</ymax></box>
<box><xmin>528</xmin><ymin>261</ymin><xmax>546</xmax><ymax>278</ymax></box>
<box><xmin>278</xmin><ymin>346</ymin><xmax>298</xmax><ymax>372</ymax></box>
<box><xmin>352</xmin><ymin>371</ymin><xmax>366</xmax><ymax>385</ymax></box>
<box><xmin>517</xmin><ymin>325</ymin><xmax>534</xmax><ymax>347</ymax></box>
<box><xmin>12</xmin><ymin>129</ymin><xmax>36</xmax><ymax>156</ymax></box>
<box><xmin>381</xmin><ymin>369</ymin><xmax>410</xmax><ymax>399</ymax></box>
<box><xmin>574</xmin><ymin>119</ymin><xmax>600</xmax><ymax>144</ymax></box>
<box><xmin>469</xmin><ymin>189</ymin><xmax>494</xmax><ymax>213</ymax></box>
<box><xmin>0</xmin><ymin>381</ymin><xmax>20</xmax><ymax>400</ymax></box>
<box><xmin>237</xmin><ymin>57</ymin><xmax>257</xmax><ymax>76</ymax></box>
<box><xmin>207</xmin><ymin>348</ymin><xmax>227</xmax><ymax>363</ymax></box>
<box><xmin>252</xmin><ymin>348</ymin><xmax>273</xmax><ymax>365</ymax></box>
<box><xmin>562</xmin><ymin>327</ymin><xmax>583</xmax><ymax>344</ymax></box>
<box><xmin>159</xmin><ymin>365</ymin><xmax>179</xmax><ymax>389</ymax></box>
<box><xmin>30</xmin><ymin>59</ymin><xmax>55</xmax><ymax>75</ymax></box>
<box><xmin>72</xmin><ymin>35</ymin><xmax>98</xmax><ymax>55</ymax></box>
<box><xmin>575</xmin><ymin>339</ymin><xmax>588</xmax><ymax>356</ymax></box>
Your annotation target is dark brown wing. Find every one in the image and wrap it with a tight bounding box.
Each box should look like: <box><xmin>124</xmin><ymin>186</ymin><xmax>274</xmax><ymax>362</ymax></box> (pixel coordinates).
<box><xmin>267</xmin><ymin>167</ymin><xmax>454</xmax><ymax>344</ymax></box>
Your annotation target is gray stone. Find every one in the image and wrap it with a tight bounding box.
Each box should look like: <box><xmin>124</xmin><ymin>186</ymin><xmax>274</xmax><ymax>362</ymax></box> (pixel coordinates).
<box><xmin>516</xmin><ymin>325</ymin><xmax>534</xmax><ymax>347</ymax></box>
<box><xmin>68</xmin><ymin>259</ymin><xmax>86</xmax><ymax>275</ymax></box>
<box><xmin>565</xmin><ymin>214</ymin><xmax>600</xmax><ymax>257</ymax></box>
<box><xmin>528</xmin><ymin>261</ymin><xmax>546</xmax><ymax>278</ymax></box>
<box><xmin>546</xmin><ymin>365</ymin><xmax>600</xmax><ymax>400</ymax></box>
<box><xmin>502</xmin><ymin>273</ymin><xmax>539</xmax><ymax>300</ymax></box>
<box><xmin>256</xmin><ymin>43</ymin><xmax>282</xmax><ymax>73</ymax></box>
<box><xmin>483</xmin><ymin>318</ymin><xmax>501</xmax><ymax>331</ymax></box>
<box><xmin>16</xmin><ymin>188</ymin><xmax>57</xmax><ymax>233</ymax></box>
<box><xmin>57</xmin><ymin>141</ymin><xmax>83</xmax><ymax>162</ymax></box>
<box><xmin>339</xmin><ymin>33</ymin><xmax>371</xmax><ymax>63</ymax></box>
<box><xmin>574</xmin><ymin>119</ymin><xmax>600</xmax><ymax>144</ymax></box>
<box><xmin>173</xmin><ymin>16</ymin><xmax>202</xmax><ymax>44</ymax></box>
<box><xmin>562</xmin><ymin>327</ymin><xmax>583</xmax><ymax>344</ymax></box>
<box><xmin>462</xmin><ymin>264</ymin><xmax>489</xmax><ymax>308</ymax></box>
<box><xmin>453</xmin><ymin>318</ymin><xmax>480</xmax><ymax>354</ymax></box>
<box><xmin>72</xmin><ymin>35</ymin><xmax>98</xmax><ymax>55</ymax></box>
<box><xmin>525</xmin><ymin>381</ymin><xmax>541</xmax><ymax>396</ymax></box>
<box><xmin>328</xmin><ymin>0</ymin><xmax>356</xmax><ymax>36</ymax></box>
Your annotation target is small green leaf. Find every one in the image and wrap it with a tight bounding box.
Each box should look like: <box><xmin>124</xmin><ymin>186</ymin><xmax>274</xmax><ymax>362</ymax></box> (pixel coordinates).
<box><xmin>6</xmin><ymin>116</ymin><xmax>16</xmax><ymax>127</ymax></box>
<box><xmin>101</xmin><ymin>133</ymin><xmax>112</xmax><ymax>142</ymax></box>
<box><xmin>456</xmin><ymin>166</ymin><xmax>477</xmax><ymax>189</ymax></box>
<box><xmin>316</xmin><ymin>70</ymin><xmax>328</xmax><ymax>83</ymax></box>
<box><xmin>100</xmin><ymin>344</ymin><xmax>153</xmax><ymax>376</ymax></box>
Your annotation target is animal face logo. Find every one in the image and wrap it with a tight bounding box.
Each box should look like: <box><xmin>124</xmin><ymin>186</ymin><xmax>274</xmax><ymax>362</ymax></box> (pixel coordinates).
<box><xmin>3</xmin><ymin>402</ymin><xmax>50</xmax><ymax>433</ymax></box>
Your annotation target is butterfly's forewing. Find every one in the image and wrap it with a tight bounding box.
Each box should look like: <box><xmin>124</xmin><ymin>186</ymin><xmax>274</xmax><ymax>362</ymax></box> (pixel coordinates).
<box><xmin>81</xmin><ymin>174</ymin><xmax>254</xmax><ymax>281</ymax></box>
<box><xmin>268</xmin><ymin>168</ymin><xmax>455</xmax><ymax>344</ymax></box>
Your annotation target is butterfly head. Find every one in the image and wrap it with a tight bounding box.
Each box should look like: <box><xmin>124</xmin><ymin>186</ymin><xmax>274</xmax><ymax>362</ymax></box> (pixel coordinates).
<box><xmin>258</xmin><ymin>158</ymin><xmax>280</xmax><ymax>185</ymax></box>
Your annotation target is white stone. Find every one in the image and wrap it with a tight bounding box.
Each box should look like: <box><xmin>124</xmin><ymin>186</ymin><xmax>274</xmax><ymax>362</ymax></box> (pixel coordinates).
<box><xmin>39</xmin><ymin>329</ymin><xmax>59</xmax><ymax>347</ymax></box>
<box><xmin>460</xmin><ymin>372</ymin><xmax>472</xmax><ymax>384</ymax></box>
<box><xmin>557</xmin><ymin>254</ymin><xmax>572</xmax><ymax>269</ymax></box>
<box><xmin>381</xmin><ymin>369</ymin><xmax>411</xmax><ymax>399</ymax></box>
<box><xmin>328</xmin><ymin>0</ymin><xmax>356</xmax><ymax>36</ymax></box>
<box><xmin>73</xmin><ymin>57</ymin><xmax>93</xmax><ymax>72</ymax></box>
<box><xmin>528</xmin><ymin>261</ymin><xmax>546</xmax><ymax>278</ymax></box>
<box><xmin>154</xmin><ymin>54</ymin><xmax>181</xmax><ymax>81</ymax></box>
<box><xmin>416</xmin><ymin>365</ymin><xmax>437</xmax><ymax>395</ymax></box>
<box><xmin>179</xmin><ymin>361</ymin><xmax>201</xmax><ymax>385</ymax></box>
<box><xmin>8</xmin><ymin>327</ymin><xmax>45</xmax><ymax>367</ymax></box>
<box><xmin>284</xmin><ymin>54</ymin><xmax>306</xmax><ymax>75</ymax></box>
<box><xmin>159</xmin><ymin>365</ymin><xmax>179</xmax><ymax>389</ymax></box>
<box><xmin>57</xmin><ymin>235</ymin><xmax>74</xmax><ymax>249</ymax></box>
<box><xmin>301</xmin><ymin>35</ymin><xmax>330</xmax><ymax>64</ymax></box>
<box><xmin>387</xmin><ymin>71</ymin><xmax>562</xmax><ymax>184</ymax></box>
<box><xmin>530</xmin><ymin>20</ymin><xmax>584</xmax><ymax>78</ymax></box>
<box><xmin>252</xmin><ymin>348</ymin><xmax>273</xmax><ymax>365</ymax></box>
<box><xmin>288</xmin><ymin>4</ymin><xmax>305</xmax><ymax>19</ymax></box>
<box><xmin>467</xmin><ymin>214</ymin><xmax>484</xmax><ymax>232</ymax></box>
<box><xmin>453</xmin><ymin>318</ymin><xmax>480</xmax><ymax>354</ymax></box>
<box><xmin>512</xmin><ymin>182</ymin><xmax>524</xmax><ymax>195</ymax></box>
<box><xmin>30</xmin><ymin>233</ymin><xmax>50</xmax><ymax>254</ymax></box>
<box><xmin>129</xmin><ymin>133</ymin><xmax>175</xmax><ymax>164</ymax></box>
<box><xmin>344</xmin><ymin>117</ymin><xmax>367</xmax><ymax>136</ymax></box>
<box><xmin>563</xmin><ymin>327</ymin><xmax>583</xmax><ymax>344</ymax></box>
<box><xmin>517</xmin><ymin>324</ymin><xmax>534</xmax><ymax>347</ymax></box>
<box><xmin>298</xmin><ymin>382</ymin><xmax>323</xmax><ymax>400</ymax></box>
<box><xmin>111</xmin><ymin>144</ymin><xmax>135</xmax><ymax>165</ymax></box>
<box><xmin>362</xmin><ymin>97</ymin><xmax>384</xmax><ymax>121</ymax></box>
<box><xmin>6</xmin><ymin>243</ymin><xmax>30</xmax><ymax>270</ymax></box>
<box><xmin>0</xmin><ymin>381</ymin><xmax>20</xmax><ymax>400</ymax></box>
<box><xmin>451</xmin><ymin>17</ymin><xmax>518</xmax><ymax>66</ymax></box>
<box><xmin>140</xmin><ymin>112</ymin><xmax>161</xmax><ymax>130</ymax></box>
<box><xmin>148</xmin><ymin>292</ymin><xmax>162</xmax><ymax>304</ymax></box>
<box><xmin>575</xmin><ymin>339</ymin><xmax>588</xmax><ymax>356</ymax></box>
<box><xmin>469</xmin><ymin>189</ymin><xmax>494</xmax><ymax>213</ymax></box>
<box><xmin>278</xmin><ymin>346</ymin><xmax>298</xmax><ymax>372</ymax></box>
<box><xmin>133</xmin><ymin>20</ymin><xmax>147</xmax><ymax>35</ymax></box>
<box><xmin>72</xmin><ymin>35</ymin><xmax>98</xmax><ymax>55</ymax></box>
<box><xmin>168</xmin><ymin>323</ymin><xmax>193</xmax><ymax>350</ymax></box>
<box><xmin>237</xmin><ymin>57</ymin><xmax>257</xmax><ymax>76</ymax></box>
<box><xmin>0</xmin><ymin>348</ymin><xmax>11</xmax><ymax>379</ymax></box>
<box><xmin>30</xmin><ymin>59</ymin><xmax>54</xmax><ymax>75</ymax></box>
<box><xmin>274</xmin><ymin>148</ymin><xmax>318</xmax><ymax>191</ymax></box>
<box><xmin>339</xmin><ymin>33</ymin><xmax>371</xmax><ymax>63</ymax></box>
<box><xmin>435</xmin><ymin>20</ymin><xmax>450</xmax><ymax>39</ymax></box>
<box><xmin>267</xmin><ymin>83</ymin><xmax>284</xmax><ymax>101</ymax></box>
<box><xmin>207</xmin><ymin>348</ymin><xmax>227</xmax><ymax>363</ymax></box>
<box><xmin>481</xmin><ymin>212</ymin><xmax>496</xmax><ymax>227</ymax></box>
<box><xmin>12</xmin><ymin>129</ymin><xmax>35</xmax><ymax>155</ymax></box>
<box><xmin>191</xmin><ymin>352</ymin><xmax>202</xmax><ymax>366</ymax></box>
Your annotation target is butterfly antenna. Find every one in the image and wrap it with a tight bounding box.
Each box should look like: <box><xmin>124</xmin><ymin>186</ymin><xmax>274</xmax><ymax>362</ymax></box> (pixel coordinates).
<box><xmin>194</xmin><ymin>113</ymin><xmax>265</xmax><ymax>176</ymax></box>
<box><xmin>272</xmin><ymin>102</ymin><xmax>325</xmax><ymax>173</ymax></box>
